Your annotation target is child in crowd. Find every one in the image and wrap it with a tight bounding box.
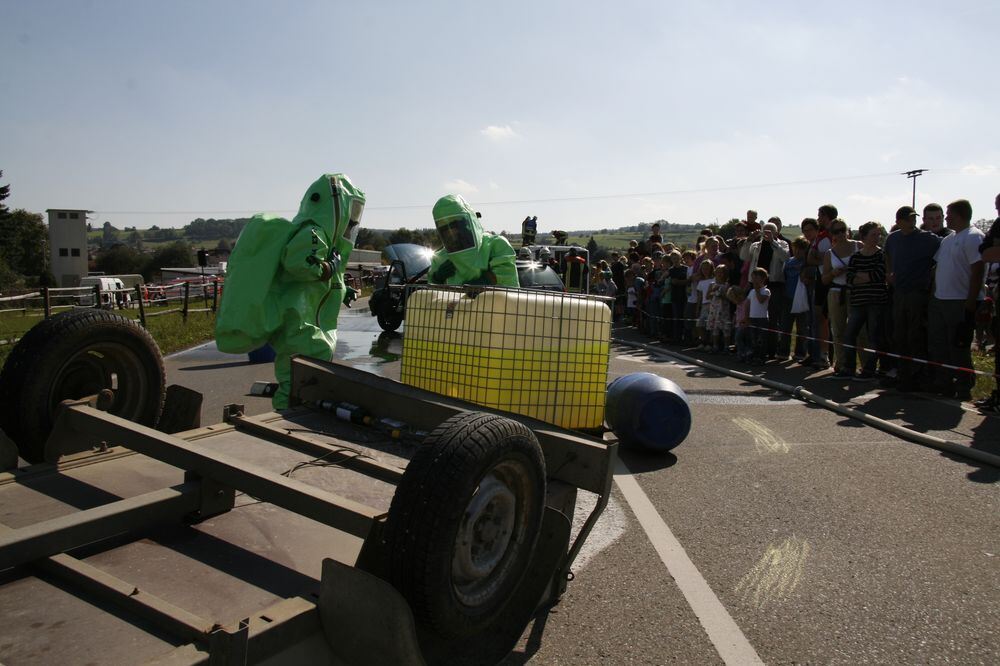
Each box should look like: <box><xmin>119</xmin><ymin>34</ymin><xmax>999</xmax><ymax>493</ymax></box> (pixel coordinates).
<box><xmin>648</xmin><ymin>257</ymin><xmax>664</xmax><ymax>338</ymax></box>
<box><xmin>682</xmin><ymin>251</ymin><xmax>698</xmax><ymax>343</ymax></box>
<box><xmin>667</xmin><ymin>251</ymin><xmax>688</xmax><ymax>342</ymax></box>
<box><xmin>657</xmin><ymin>256</ymin><xmax>672</xmax><ymax>341</ymax></box>
<box><xmin>784</xmin><ymin>237</ymin><xmax>812</xmax><ymax>361</ymax></box>
<box><xmin>625</xmin><ymin>270</ymin><xmax>637</xmax><ymax>323</ymax></box>
<box><xmin>706</xmin><ymin>265</ymin><xmax>732</xmax><ymax>353</ymax></box>
<box><xmin>694</xmin><ymin>259</ymin><xmax>715</xmax><ymax>350</ymax></box>
<box><xmin>633</xmin><ymin>274</ymin><xmax>647</xmax><ymax>331</ymax></box>
<box><xmin>747</xmin><ymin>267</ymin><xmax>771</xmax><ymax>363</ymax></box>
<box><xmin>730</xmin><ymin>285</ymin><xmax>751</xmax><ymax>361</ymax></box>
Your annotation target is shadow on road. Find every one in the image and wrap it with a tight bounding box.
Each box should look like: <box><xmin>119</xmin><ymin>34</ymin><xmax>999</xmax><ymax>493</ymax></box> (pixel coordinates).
<box><xmin>178</xmin><ymin>361</ymin><xmax>255</xmax><ymax>372</ymax></box>
<box><xmin>618</xmin><ymin>448</ymin><xmax>679</xmax><ymax>473</ymax></box>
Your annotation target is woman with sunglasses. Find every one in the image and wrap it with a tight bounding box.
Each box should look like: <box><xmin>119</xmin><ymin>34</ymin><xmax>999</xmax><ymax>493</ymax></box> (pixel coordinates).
<box><xmin>821</xmin><ymin>220</ymin><xmax>866</xmax><ymax>377</ymax></box>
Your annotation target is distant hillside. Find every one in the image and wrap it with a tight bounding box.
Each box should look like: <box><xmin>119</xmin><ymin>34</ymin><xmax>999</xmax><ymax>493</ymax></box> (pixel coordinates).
<box><xmin>88</xmin><ymin>218</ymin><xmax>707</xmax><ymax>253</ymax></box>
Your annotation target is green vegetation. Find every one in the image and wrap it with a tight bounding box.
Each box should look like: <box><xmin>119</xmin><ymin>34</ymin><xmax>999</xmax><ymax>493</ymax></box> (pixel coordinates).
<box><xmin>145</xmin><ymin>310</ymin><xmax>218</xmax><ymax>356</ymax></box>
<box><xmin>972</xmin><ymin>349</ymin><xmax>995</xmax><ymax>401</ymax></box>
<box><xmin>0</xmin><ymin>297</ymin><xmax>219</xmax><ymax>368</ymax></box>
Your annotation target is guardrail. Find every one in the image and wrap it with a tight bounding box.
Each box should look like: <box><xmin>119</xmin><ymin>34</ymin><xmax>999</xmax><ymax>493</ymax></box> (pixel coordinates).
<box><xmin>0</xmin><ymin>278</ymin><xmax>223</xmax><ymax>347</ymax></box>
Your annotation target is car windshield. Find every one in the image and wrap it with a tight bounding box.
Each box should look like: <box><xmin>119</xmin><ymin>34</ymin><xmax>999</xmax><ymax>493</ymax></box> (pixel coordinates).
<box><xmin>517</xmin><ymin>262</ymin><xmax>564</xmax><ymax>290</ymax></box>
<box><xmin>382</xmin><ymin>243</ymin><xmax>434</xmax><ymax>280</ymax></box>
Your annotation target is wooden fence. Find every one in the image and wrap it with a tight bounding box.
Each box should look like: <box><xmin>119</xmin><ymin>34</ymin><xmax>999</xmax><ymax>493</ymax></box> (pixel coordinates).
<box><xmin>0</xmin><ymin>279</ymin><xmax>222</xmax><ymax>347</ymax></box>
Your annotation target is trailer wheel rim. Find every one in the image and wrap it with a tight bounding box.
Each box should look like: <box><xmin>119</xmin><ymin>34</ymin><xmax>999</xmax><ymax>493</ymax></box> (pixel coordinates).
<box><xmin>451</xmin><ymin>460</ymin><xmax>526</xmax><ymax>607</ymax></box>
<box><xmin>47</xmin><ymin>342</ymin><xmax>151</xmax><ymax>420</ymax></box>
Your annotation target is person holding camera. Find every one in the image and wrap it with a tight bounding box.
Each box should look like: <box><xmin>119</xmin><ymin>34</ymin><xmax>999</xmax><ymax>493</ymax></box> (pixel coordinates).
<box><xmin>739</xmin><ymin>221</ymin><xmax>789</xmax><ymax>359</ymax></box>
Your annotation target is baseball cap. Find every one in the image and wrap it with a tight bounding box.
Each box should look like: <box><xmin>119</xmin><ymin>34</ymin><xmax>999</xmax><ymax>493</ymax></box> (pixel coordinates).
<box><xmin>895</xmin><ymin>205</ymin><xmax>920</xmax><ymax>219</ymax></box>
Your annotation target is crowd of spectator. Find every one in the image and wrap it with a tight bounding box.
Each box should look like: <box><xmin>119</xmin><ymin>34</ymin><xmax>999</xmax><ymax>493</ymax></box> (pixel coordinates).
<box><xmin>600</xmin><ymin>196</ymin><xmax>1000</xmax><ymax>411</ymax></box>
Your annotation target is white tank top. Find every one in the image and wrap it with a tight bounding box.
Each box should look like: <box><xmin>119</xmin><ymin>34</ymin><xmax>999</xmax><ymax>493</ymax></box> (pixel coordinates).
<box><xmin>829</xmin><ymin>243</ymin><xmax>858</xmax><ymax>286</ymax></box>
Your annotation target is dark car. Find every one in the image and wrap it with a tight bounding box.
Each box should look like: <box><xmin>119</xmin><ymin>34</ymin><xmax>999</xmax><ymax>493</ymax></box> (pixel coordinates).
<box><xmin>368</xmin><ymin>243</ymin><xmax>434</xmax><ymax>332</ymax></box>
<box><xmin>369</xmin><ymin>249</ymin><xmax>567</xmax><ymax>332</ymax></box>
<box><xmin>514</xmin><ymin>260</ymin><xmax>565</xmax><ymax>292</ymax></box>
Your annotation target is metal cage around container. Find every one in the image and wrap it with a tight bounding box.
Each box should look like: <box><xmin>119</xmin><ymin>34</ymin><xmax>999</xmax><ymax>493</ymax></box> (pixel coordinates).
<box><xmin>400</xmin><ymin>285</ymin><xmax>613</xmax><ymax>430</ymax></box>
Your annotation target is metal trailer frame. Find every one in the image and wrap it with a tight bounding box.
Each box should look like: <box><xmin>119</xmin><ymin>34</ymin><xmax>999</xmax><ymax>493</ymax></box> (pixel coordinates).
<box><xmin>0</xmin><ymin>356</ymin><xmax>616</xmax><ymax>665</ymax></box>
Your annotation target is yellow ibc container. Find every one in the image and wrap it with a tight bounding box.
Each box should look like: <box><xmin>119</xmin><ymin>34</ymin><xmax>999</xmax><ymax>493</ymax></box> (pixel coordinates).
<box><xmin>401</xmin><ymin>288</ymin><xmax>611</xmax><ymax>429</ymax></box>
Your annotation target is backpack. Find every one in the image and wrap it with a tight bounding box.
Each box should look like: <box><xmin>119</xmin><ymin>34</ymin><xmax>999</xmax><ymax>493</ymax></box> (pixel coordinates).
<box><xmin>215</xmin><ymin>214</ymin><xmax>299</xmax><ymax>353</ymax></box>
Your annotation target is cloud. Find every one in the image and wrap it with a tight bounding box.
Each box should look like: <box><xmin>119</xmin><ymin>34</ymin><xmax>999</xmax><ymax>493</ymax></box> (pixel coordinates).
<box><xmin>847</xmin><ymin>193</ymin><xmax>907</xmax><ymax>211</ymax></box>
<box><xmin>960</xmin><ymin>164</ymin><xmax>998</xmax><ymax>176</ymax></box>
<box><xmin>480</xmin><ymin>124</ymin><xmax>518</xmax><ymax>142</ymax></box>
<box><xmin>442</xmin><ymin>179</ymin><xmax>479</xmax><ymax>195</ymax></box>
<box><xmin>489</xmin><ymin>180</ymin><xmax>500</xmax><ymax>191</ymax></box>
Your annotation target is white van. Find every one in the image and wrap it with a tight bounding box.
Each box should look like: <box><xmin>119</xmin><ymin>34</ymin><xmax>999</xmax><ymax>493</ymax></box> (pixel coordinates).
<box><xmin>79</xmin><ymin>276</ymin><xmax>130</xmax><ymax>309</ymax></box>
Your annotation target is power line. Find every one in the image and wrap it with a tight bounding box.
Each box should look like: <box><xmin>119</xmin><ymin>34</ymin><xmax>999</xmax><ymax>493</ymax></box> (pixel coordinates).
<box><xmin>88</xmin><ymin>169</ymin><xmax>929</xmax><ymax>216</ymax></box>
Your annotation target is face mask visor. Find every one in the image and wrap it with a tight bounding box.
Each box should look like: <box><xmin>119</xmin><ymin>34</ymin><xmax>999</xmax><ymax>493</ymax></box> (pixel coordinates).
<box><xmin>436</xmin><ymin>214</ymin><xmax>476</xmax><ymax>253</ymax></box>
<box><xmin>343</xmin><ymin>198</ymin><xmax>364</xmax><ymax>243</ymax></box>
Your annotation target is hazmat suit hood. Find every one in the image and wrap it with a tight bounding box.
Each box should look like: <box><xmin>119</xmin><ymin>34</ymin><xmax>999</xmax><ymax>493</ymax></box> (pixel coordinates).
<box><xmin>432</xmin><ymin>194</ymin><xmax>485</xmax><ymax>278</ymax></box>
<box><xmin>295</xmin><ymin>173</ymin><xmax>366</xmax><ymax>262</ymax></box>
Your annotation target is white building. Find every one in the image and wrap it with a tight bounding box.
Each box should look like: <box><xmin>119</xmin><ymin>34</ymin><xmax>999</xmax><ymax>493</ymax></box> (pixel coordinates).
<box><xmin>47</xmin><ymin>209</ymin><xmax>91</xmax><ymax>287</ymax></box>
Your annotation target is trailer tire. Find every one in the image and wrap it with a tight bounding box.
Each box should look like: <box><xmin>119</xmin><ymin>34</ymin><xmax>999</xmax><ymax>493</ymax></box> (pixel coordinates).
<box><xmin>0</xmin><ymin>309</ymin><xmax>165</xmax><ymax>463</ymax></box>
<box><xmin>376</xmin><ymin>312</ymin><xmax>402</xmax><ymax>332</ymax></box>
<box><xmin>384</xmin><ymin>412</ymin><xmax>546</xmax><ymax>638</ymax></box>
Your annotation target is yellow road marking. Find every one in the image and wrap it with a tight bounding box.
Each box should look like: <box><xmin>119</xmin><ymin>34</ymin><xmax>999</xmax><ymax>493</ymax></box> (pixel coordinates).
<box><xmin>735</xmin><ymin>536</ymin><xmax>811</xmax><ymax>609</ymax></box>
<box><xmin>733</xmin><ymin>416</ymin><xmax>790</xmax><ymax>454</ymax></box>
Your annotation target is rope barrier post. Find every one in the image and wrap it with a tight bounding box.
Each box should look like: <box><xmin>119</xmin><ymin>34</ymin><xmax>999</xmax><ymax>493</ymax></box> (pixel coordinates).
<box><xmin>136</xmin><ymin>284</ymin><xmax>146</xmax><ymax>327</ymax></box>
<box><xmin>182</xmin><ymin>282</ymin><xmax>190</xmax><ymax>322</ymax></box>
<box><xmin>43</xmin><ymin>287</ymin><xmax>51</xmax><ymax>319</ymax></box>
<box><xmin>211</xmin><ymin>279</ymin><xmax>219</xmax><ymax>313</ymax></box>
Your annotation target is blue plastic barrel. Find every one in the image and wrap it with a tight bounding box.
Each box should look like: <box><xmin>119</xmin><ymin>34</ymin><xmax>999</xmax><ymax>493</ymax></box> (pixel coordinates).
<box><xmin>247</xmin><ymin>343</ymin><xmax>276</xmax><ymax>364</ymax></box>
<box><xmin>605</xmin><ymin>372</ymin><xmax>692</xmax><ymax>452</ymax></box>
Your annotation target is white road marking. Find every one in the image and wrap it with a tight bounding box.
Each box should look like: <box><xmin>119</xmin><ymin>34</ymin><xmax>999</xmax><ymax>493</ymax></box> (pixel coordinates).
<box><xmin>569</xmin><ymin>493</ymin><xmax>627</xmax><ymax>571</ymax></box>
<box><xmin>614</xmin><ymin>458</ymin><xmax>764</xmax><ymax>666</ymax></box>
<box><xmin>164</xmin><ymin>341</ymin><xmax>217</xmax><ymax>359</ymax></box>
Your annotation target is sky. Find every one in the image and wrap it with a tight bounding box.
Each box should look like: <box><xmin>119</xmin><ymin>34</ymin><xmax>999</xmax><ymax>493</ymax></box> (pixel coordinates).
<box><xmin>2</xmin><ymin>0</ymin><xmax>999</xmax><ymax>236</ymax></box>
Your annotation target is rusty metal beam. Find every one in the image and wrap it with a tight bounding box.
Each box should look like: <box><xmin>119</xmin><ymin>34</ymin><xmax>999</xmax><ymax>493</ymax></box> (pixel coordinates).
<box><xmin>0</xmin><ymin>483</ymin><xmax>201</xmax><ymax>570</ymax></box>
<box><xmin>36</xmin><ymin>553</ymin><xmax>215</xmax><ymax>643</ymax></box>
<box><xmin>0</xmin><ymin>521</ymin><xmax>214</xmax><ymax>644</ymax></box>
<box><xmin>49</xmin><ymin>405</ymin><xmax>384</xmax><ymax>539</ymax></box>
<box><xmin>226</xmin><ymin>413</ymin><xmax>404</xmax><ymax>485</ymax></box>
<box><xmin>147</xmin><ymin>597</ymin><xmax>324</xmax><ymax>666</ymax></box>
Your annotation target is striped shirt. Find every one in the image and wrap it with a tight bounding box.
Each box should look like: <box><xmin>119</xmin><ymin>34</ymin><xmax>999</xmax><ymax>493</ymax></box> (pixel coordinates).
<box><xmin>847</xmin><ymin>248</ymin><xmax>887</xmax><ymax>305</ymax></box>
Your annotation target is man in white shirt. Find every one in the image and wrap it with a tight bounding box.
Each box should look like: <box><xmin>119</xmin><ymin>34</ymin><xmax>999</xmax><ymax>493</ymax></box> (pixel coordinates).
<box><xmin>739</xmin><ymin>222</ymin><xmax>789</xmax><ymax>359</ymax></box>
<box><xmin>927</xmin><ymin>199</ymin><xmax>985</xmax><ymax>400</ymax></box>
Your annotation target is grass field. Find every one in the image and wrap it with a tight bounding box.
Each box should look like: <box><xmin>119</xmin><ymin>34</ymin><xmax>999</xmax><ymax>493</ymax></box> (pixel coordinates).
<box><xmin>0</xmin><ymin>285</ymin><xmax>374</xmax><ymax>369</ymax></box>
<box><xmin>526</xmin><ymin>230</ymin><xmax>701</xmax><ymax>251</ymax></box>
<box><xmin>972</xmin><ymin>349</ymin><xmax>996</xmax><ymax>401</ymax></box>
<box><xmin>0</xmin><ymin>300</ymin><xmax>218</xmax><ymax>368</ymax></box>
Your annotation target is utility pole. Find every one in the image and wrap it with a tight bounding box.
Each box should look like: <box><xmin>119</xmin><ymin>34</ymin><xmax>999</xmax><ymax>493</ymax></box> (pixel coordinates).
<box><xmin>901</xmin><ymin>169</ymin><xmax>927</xmax><ymax>208</ymax></box>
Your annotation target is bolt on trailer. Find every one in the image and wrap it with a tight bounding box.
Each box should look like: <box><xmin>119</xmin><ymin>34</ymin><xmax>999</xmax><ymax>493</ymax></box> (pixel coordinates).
<box><xmin>0</xmin><ymin>309</ymin><xmax>616</xmax><ymax>665</ymax></box>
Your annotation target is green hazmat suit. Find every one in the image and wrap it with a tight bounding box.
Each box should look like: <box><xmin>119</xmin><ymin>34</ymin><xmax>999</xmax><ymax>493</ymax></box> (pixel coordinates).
<box><xmin>215</xmin><ymin>174</ymin><xmax>365</xmax><ymax>409</ymax></box>
<box><xmin>427</xmin><ymin>194</ymin><xmax>519</xmax><ymax>287</ymax></box>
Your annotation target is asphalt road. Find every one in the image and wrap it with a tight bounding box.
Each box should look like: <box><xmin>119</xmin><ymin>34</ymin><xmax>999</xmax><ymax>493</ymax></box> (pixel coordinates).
<box><xmin>164</xmin><ymin>305</ymin><xmax>1000</xmax><ymax>665</ymax></box>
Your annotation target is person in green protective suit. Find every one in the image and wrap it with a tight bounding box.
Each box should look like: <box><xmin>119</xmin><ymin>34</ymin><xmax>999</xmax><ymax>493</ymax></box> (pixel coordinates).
<box><xmin>427</xmin><ymin>194</ymin><xmax>519</xmax><ymax>287</ymax></box>
<box><xmin>215</xmin><ymin>174</ymin><xmax>365</xmax><ymax>409</ymax></box>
